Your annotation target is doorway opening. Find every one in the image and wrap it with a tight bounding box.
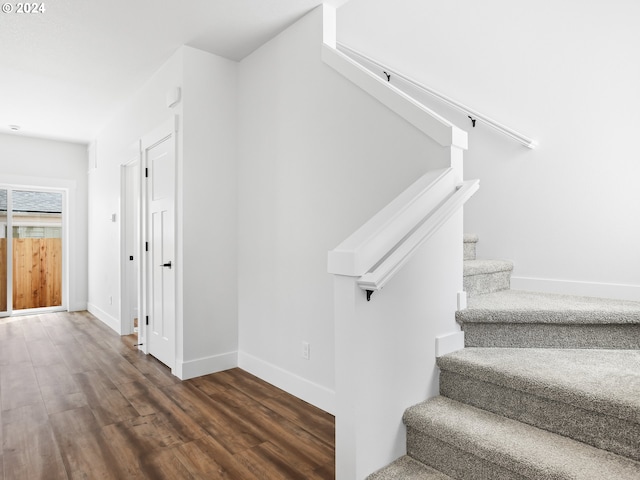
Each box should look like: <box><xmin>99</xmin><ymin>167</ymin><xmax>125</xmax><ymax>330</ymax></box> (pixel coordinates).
<box><xmin>0</xmin><ymin>187</ymin><xmax>66</xmax><ymax>316</ymax></box>
<box><xmin>121</xmin><ymin>158</ymin><xmax>140</xmax><ymax>337</ymax></box>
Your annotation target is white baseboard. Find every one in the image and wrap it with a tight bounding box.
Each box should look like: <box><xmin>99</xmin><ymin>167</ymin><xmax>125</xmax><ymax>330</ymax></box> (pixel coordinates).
<box><xmin>68</xmin><ymin>302</ymin><xmax>88</xmax><ymax>312</ymax></box>
<box><xmin>176</xmin><ymin>351</ymin><xmax>238</xmax><ymax>381</ymax></box>
<box><xmin>457</xmin><ymin>291</ymin><xmax>467</xmax><ymax>310</ymax></box>
<box><xmin>238</xmin><ymin>351</ymin><xmax>336</xmax><ymax>415</ymax></box>
<box><xmin>511</xmin><ymin>276</ymin><xmax>640</xmax><ymax>301</ymax></box>
<box><xmin>436</xmin><ymin>331</ymin><xmax>465</xmax><ymax>357</ymax></box>
<box><xmin>87</xmin><ymin>303</ymin><xmax>120</xmax><ymax>333</ymax></box>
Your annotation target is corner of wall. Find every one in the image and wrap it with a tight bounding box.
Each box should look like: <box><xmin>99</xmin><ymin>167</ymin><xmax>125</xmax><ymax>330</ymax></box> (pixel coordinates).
<box><xmin>176</xmin><ymin>351</ymin><xmax>239</xmax><ymax>381</ymax></box>
<box><xmin>87</xmin><ymin>302</ymin><xmax>120</xmax><ymax>334</ymax></box>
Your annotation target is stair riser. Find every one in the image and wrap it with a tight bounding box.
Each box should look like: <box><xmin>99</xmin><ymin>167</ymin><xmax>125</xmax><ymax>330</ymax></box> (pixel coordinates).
<box><xmin>463</xmin><ymin>242</ymin><xmax>476</xmax><ymax>261</ymax></box>
<box><xmin>407</xmin><ymin>428</ymin><xmax>529</xmax><ymax>480</ymax></box>
<box><xmin>463</xmin><ymin>271</ymin><xmax>510</xmax><ymax>297</ymax></box>
<box><xmin>440</xmin><ymin>371</ymin><xmax>640</xmax><ymax>462</ymax></box>
<box><xmin>461</xmin><ymin>323</ymin><xmax>640</xmax><ymax>349</ymax></box>
<box><xmin>366</xmin><ymin>456</ymin><xmax>453</xmax><ymax>480</ymax></box>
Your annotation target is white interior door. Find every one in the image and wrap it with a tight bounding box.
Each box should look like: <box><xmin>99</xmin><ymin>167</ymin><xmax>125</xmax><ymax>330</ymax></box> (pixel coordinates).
<box><xmin>143</xmin><ymin>121</ymin><xmax>176</xmax><ymax>369</ymax></box>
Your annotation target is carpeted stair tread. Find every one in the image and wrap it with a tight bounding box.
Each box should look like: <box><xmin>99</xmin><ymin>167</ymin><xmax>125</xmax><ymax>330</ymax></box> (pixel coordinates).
<box><xmin>437</xmin><ymin>348</ymin><xmax>640</xmax><ymax>421</ymax></box>
<box><xmin>367</xmin><ymin>456</ymin><xmax>453</xmax><ymax>479</ymax></box>
<box><xmin>404</xmin><ymin>396</ymin><xmax>640</xmax><ymax>479</ymax></box>
<box><xmin>457</xmin><ymin>289</ymin><xmax>640</xmax><ymax>324</ymax></box>
<box><xmin>463</xmin><ymin>233</ymin><xmax>479</xmax><ymax>244</ymax></box>
<box><xmin>463</xmin><ymin>259</ymin><xmax>513</xmax><ymax>276</ymax></box>
<box><xmin>437</xmin><ymin>348</ymin><xmax>640</xmax><ymax>460</ymax></box>
<box><xmin>463</xmin><ymin>234</ymin><xmax>479</xmax><ymax>261</ymax></box>
<box><xmin>463</xmin><ymin>260</ymin><xmax>513</xmax><ymax>296</ymax></box>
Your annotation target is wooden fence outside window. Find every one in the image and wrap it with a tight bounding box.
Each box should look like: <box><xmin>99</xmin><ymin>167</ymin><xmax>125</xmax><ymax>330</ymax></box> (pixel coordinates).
<box><xmin>0</xmin><ymin>237</ymin><xmax>62</xmax><ymax>311</ymax></box>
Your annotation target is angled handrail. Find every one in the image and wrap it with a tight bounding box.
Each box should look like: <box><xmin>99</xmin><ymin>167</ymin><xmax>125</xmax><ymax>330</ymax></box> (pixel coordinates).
<box><xmin>337</xmin><ymin>42</ymin><xmax>538</xmax><ymax>149</ymax></box>
<box><xmin>357</xmin><ymin>179</ymin><xmax>479</xmax><ymax>297</ymax></box>
<box><xmin>321</xmin><ymin>45</ymin><xmax>468</xmax><ymax>150</ymax></box>
<box><xmin>328</xmin><ymin>168</ymin><xmax>455</xmax><ymax>277</ymax></box>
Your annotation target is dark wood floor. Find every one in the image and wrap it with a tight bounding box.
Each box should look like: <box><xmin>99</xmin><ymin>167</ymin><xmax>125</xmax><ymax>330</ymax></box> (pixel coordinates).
<box><xmin>0</xmin><ymin>311</ymin><xmax>335</xmax><ymax>479</ymax></box>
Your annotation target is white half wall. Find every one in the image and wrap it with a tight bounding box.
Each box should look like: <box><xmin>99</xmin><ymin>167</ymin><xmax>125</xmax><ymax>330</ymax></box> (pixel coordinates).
<box><xmin>237</xmin><ymin>6</ymin><xmax>449</xmax><ymax>412</ymax></box>
<box><xmin>334</xmin><ymin>212</ymin><xmax>464</xmax><ymax>479</ymax></box>
<box><xmin>338</xmin><ymin>0</ymin><xmax>640</xmax><ymax>299</ymax></box>
<box><xmin>0</xmin><ymin>133</ymin><xmax>88</xmax><ymax>311</ymax></box>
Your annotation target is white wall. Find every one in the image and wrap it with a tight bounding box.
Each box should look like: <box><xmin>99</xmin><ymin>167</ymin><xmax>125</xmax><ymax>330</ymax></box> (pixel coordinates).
<box><xmin>0</xmin><ymin>133</ymin><xmax>88</xmax><ymax>311</ymax></box>
<box><xmin>88</xmin><ymin>48</ymin><xmax>184</xmax><ymax>332</ymax></box>
<box><xmin>179</xmin><ymin>47</ymin><xmax>238</xmax><ymax>377</ymax></box>
<box><xmin>237</xmin><ymin>6</ymin><xmax>448</xmax><ymax>412</ymax></box>
<box><xmin>89</xmin><ymin>46</ymin><xmax>238</xmax><ymax>378</ymax></box>
<box><xmin>338</xmin><ymin>0</ymin><xmax>640</xmax><ymax>299</ymax></box>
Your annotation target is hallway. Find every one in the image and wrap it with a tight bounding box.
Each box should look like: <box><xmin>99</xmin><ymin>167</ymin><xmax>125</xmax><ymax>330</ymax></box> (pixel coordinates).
<box><xmin>0</xmin><ymin>312</ymin><xmax>334</xmax><ymax>479</ymax></box>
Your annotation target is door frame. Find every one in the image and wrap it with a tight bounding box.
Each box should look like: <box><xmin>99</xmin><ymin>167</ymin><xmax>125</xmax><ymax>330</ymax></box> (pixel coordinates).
<box><xmin>0</xmin><ymin>188</ymin><xmax>12</xmax><ymax>317</ymax></box>
<box><xmin>120</xmin><ymin>141</ymin><xmax>142</xmax><ymax>336</ymax></box>
<box><xmin>0</xmin><ymin>182</ymin><xmax>69</xmax><ymax>316</ymax></box>
<box><xmin>140</xmin><ymin>116</ymin><xmax>178</xmax><ymax>365</ymax></box>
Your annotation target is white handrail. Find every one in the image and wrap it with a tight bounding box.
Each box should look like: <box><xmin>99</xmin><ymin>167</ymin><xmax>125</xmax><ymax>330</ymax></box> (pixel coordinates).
<box><xmin>328</xmin><ymin>168</ymin><xmax>455</xmax><ymax>277</ymax></box>
<box><xmin>322</xmin><ymin>44</ymin><xmax>467</xmax><ymax>150</ymax></box>
<box><xmin>357</xmin><ymin>179</ymin><xmax>479</xmax><ymax>295</ymax></box>
<box><xmin>337</xmin><ymin>42</ymin><xmax>538</xmax><ymax>149</ymax></box>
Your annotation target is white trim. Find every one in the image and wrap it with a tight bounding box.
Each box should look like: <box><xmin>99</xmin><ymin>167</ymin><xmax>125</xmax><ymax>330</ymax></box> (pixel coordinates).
<box><xmin>435</xmin><ymin>331</ymin><xmax>465</xmax><ymax>358</ymax></box>
<box><xmin>511</xmin><ymin>276</ymin><xmax>640</xmax><ymax>302</ymax></box>
<box><xmin>322</xmin><ymin>45</ymin><xmax>467</xmax><ymax>150</ymax></box>
<box><xmin>88</xmin><ymin>141</ymin><xmax>97</xmax><ymax>170</ymax></box>
<box><xmin>11</xmin><ymin>306</ymin><xmax>66</xmax><ymax>317</ymax></box>
<box><xmin>175</xmin><ymin>351</ymin><xmax>238</xmax><ymax>381</ymax></box>
<box><xmin>4</xmin><ymin>189</ymin><xmax>11</xmax><ymax>313</ymax></box>
<box><xmin>87</xmin><ymin>302</ymin><xmax>120</xmax><ymax>333</ymax></box>
<box><xmin>0</xmin><ymin>184</ymin><xmax>70</xmax><ymax>314</ymax></box>
<box><xmin>321</xmin><ymin>4</ymin><xmax>336</xmax><ymax>49</ymax></box>
<box><xmin>140</xmin><ymin>116</ymin><xmax>178</xmax><ymax>367</ymax></box>
<box><xmin>238</xmin><ymin>351</ymin><xmax>336</xmax><ymax>415</ymax></box>
<box><xmin>329</xmin><ymin>168</ymin><xmax>454</xmax><ymax>276</ymax></box>
<box><xmin>457</xmin><ymin>290</ymin><xmax>468</xmax><ymax>310</ymax></box>
<box><xmin>0</xmin><ymin>176</ymin><xmax>76</xmax><ymax>191</ymax></box>
<box><xmin>68</xmin><ymin>300</ymin><xmax>87</xmax><ymax>312</ymax></box>
<box><xmin>120</xmin><ymin>142</ymin><xmax>141</xmax><ymax>338</ymax></box>
<box><xmin>357</xmin><ymin>179</ymin><xmax>479</xmax><ymax>293</ymax></box>
<box><xmin>337</xmin><ymin>42</ymin><xmax>538</xmax><ymax>149</ymax></box>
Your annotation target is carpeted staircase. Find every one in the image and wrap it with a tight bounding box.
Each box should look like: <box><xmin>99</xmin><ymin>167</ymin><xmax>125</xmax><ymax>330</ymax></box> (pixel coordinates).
<box><xmin>368</xmin><ymin>234</ymin><xmax>640</xmax><ymax>479</ymax></box>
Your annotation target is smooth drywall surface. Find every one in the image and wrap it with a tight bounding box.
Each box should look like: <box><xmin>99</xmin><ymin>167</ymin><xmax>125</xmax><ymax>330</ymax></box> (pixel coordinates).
<box><xmin>89</xmin><ymin>48</ymin><xmax>183</xmax><ymax>331</ymax></box>
<box><xmin>0</xmin><ymin>133</ymin><xmax>88</xmax><ymax>311</ymax></box>
<box><xmin>181</xmin><ymin>47</ymin><xmax>238</xmax><ymax>369</ymax></box>
<box><xmin>339</xmin><ymin>0</ymin><xmax>640</xmax><ymax>299</ymax></box>
<box><xmin>238</xmin><ymin>6</ymin><xmax>449</xmax><ymax>412</ymax></box>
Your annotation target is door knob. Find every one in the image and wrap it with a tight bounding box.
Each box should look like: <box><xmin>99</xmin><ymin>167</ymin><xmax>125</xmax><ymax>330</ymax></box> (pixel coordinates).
<box><xmin>161</xmin><ymin>261</ymin><xmax>172</xmax><ymax>269</ymax></box>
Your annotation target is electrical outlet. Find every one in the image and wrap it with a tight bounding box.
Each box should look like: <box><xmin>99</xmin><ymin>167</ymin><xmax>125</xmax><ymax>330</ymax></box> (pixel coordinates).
<box><xmin>302</xmin><ymin>341</ymin><xmax>310</xmax><ymax>360</ymax></box>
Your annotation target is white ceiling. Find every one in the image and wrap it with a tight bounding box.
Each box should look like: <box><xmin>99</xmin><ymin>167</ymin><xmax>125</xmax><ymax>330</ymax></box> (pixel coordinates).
<box><xmin>0</xmin><ymin>0</ymin><xmax>349</xmax><ymax>144</ymax></box>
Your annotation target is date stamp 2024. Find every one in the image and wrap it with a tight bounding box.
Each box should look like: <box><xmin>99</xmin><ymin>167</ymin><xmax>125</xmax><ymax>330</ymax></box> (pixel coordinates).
<box><xmin>2</xmin><ymin>2</ymin><xmax>46</xmax><ymax>13</ymax></box>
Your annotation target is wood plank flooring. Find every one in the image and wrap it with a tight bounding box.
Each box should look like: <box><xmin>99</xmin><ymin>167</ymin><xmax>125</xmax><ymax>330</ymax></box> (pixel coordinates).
<box><xmin>0</xmin><ymin>311</ymin><xmax>335</xmax><ymax>479</ymax></box>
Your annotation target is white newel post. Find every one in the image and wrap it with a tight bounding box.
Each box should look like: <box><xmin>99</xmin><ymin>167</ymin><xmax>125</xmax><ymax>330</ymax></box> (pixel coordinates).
<box><xmin>334</xmin><ymin>274</ymin><xmax>361</xmax><ymax>480</ymax></box>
